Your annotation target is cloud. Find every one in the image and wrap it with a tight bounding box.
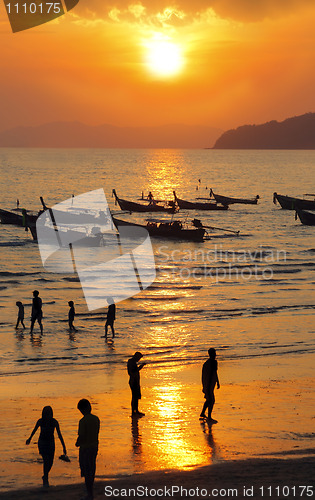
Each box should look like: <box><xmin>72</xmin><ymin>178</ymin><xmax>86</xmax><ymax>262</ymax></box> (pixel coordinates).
<box><xmin>73</xmin><ymin>0</ymin><xmax>314</xmax><ymax>24</ymax></box>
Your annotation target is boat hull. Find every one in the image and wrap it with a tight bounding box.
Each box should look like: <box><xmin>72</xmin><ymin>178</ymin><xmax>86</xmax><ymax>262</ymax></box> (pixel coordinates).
<box><xmin>0</xmin><ymin>208</ymin><xmax>24</xmax><ymax>225</ymax></box>
<box><xmin>274</xmin><ymin>193</ymin><xmax>315</xmax><ymax>210</ymax></box>
<box><xmin>0</xmin><ymin>208</ymin><xmax>38</xmax><ymax>228</ymax></box>
<box><xmin>173</xmin><ymin>192</ymin><xmax>228</xmax><ymax>211</ymax></box>
<box><xmin>211</xmin><ymin>193</ymin><xmax>259</xmax><ymax>205</ymax></box>
<box><xmin>112</xmin><ymin>217</ymin><xmax>205</xmax><ymax>241</ymax></box>
<box><xmin>113</xmin><ymin>190</ymin><xmax>175</xmax><ymax>213</ymax></box>
<box><xmin>296</xmin><ymin>209</ymin><xmax>315</xmax><ymax>226</ymax></box>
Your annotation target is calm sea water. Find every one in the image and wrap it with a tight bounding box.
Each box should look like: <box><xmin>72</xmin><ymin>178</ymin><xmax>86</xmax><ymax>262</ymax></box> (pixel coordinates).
<box><xmin>0</xmin><ymin>148</ymin><xmax>314</xmax><ymax>377</ymax></box>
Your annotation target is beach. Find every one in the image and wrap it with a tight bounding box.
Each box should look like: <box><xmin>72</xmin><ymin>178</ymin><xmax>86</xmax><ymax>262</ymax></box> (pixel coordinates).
<box><xmin>1</xmin><ymin>455</ymin><xmax>315</xmax><ymax>500</ymax></box>
<box><xmin>0</xmin><ymin>359</ymin><xmax>314</xmax><ymax>496</ymax></box>
<box><xmin>0</xmin><ymin>149</ymin><xmax>314</xmax><ymax>495</ymax></box>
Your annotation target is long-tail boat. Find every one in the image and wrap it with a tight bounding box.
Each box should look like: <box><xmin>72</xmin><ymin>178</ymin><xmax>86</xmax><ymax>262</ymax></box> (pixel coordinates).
<box><xmin>210</xmin><ymin>189</ymin><xmax>259</xmax><ymax>205</ymax></box>
<box><xmin>112</xmin><ymin>189</ymin><xmax>176</xmax><ymax>213</ymax></box>
<box><xmin>173</xmin><ymin>191</ymin><xmax>228</xmax><ymax>211</ymax></box>
<box><xmin>0</xmin><ymin>207</ymin><xmax>38</xmax><ymax>226</ymax></box>
<box><xmin>295</xmin><ymin>209</ymin><xmax>315</xmax><ymax>226</ymax></box>
<box><xmin>273</xmin><ymin>193</ymin><xmax>315</xmax><ymax>210</ymax></box>
<box><xmin>112</xmin><ymin>216</ymin><xmax>205</xmax><ymax>241</ymax></box>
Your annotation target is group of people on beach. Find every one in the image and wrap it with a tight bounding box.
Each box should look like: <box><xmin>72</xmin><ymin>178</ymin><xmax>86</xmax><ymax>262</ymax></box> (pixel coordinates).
<box><xmin>24</xmin><ymin>348</ymin><xmax>219</xmax><ymax>498</ymax></box>
<box><xmin>15</xmin><ymin>290</ymin><xmax>116</xmax><ymax>337</ymax></box>
<box><xmin>18</xmin><ymin>288</ymin><xmax>219</xmax><ymax>497</ymax></box>
<box><xmin>127</xmin><ymin>348</ymin><xmax>220</xmax><ymax>422</ymax></box>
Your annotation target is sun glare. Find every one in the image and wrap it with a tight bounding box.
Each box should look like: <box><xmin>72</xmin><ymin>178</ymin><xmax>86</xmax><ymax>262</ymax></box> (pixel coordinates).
<box><xmin>145</xmin><ymin>39</ymin><xmax>184</xmax><ymax>78</ymax></box>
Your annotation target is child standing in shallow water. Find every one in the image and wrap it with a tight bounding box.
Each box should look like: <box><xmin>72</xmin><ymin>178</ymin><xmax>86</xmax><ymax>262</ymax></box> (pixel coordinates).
<box><xmin>15</xmin><ymin>301</ymin><xmax>25</xmax><ymax>329</ymax></box>
<box><xmin>68</xmin><ymin>301</ymin><xmax>77</xmax><ymax>331</ymax></box>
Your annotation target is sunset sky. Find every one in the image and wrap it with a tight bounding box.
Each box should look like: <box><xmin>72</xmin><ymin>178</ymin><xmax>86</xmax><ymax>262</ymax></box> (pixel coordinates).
<box><xmin>0</xmin><ymin>0</ymin><xmax>315</xmax><ymax>133</ymax></box>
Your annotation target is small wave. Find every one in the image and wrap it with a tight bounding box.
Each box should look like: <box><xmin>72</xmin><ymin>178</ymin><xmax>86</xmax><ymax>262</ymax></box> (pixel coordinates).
<box><xmin>0</xmin><ymin>271</ymin><xmax>42</xmax><ymax>277</ymax></box>
<box><xmin>16</xmin><ymin>355</ymin><xmax>78</xmax><ymax>363</ymax></box>
<box><xmin>34</xmin><ymin>278</ymin><xmax>56</xmax><ymax>283</ymax></box>
<box><xmin>289</xmin><ymin>432</ymin><xmax>315</xmax><ymax>439</ymax></box>
<box><xmin>0</xmin><ymin>241</ymin><xmax>28</xmax><ymax>247</ymax></box>
<box><xmin>149</xmin><ymin>285</ymin><xmax>202</xmax><ymax>290</ymax></box>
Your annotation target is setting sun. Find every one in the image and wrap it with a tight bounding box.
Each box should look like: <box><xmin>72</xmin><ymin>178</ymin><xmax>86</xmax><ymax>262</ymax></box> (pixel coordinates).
<box><xmin>145</xmin><ymin>39</ymin><xmax>184</xmax><ymax>78</ymax></box>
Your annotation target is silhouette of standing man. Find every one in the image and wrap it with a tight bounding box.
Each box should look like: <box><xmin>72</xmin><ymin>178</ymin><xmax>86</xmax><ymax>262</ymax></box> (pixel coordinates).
<box><xmin>30</xmin><ymin>290</ymin><xmax>43</xmax><ymax>334</ymax></box>
<box><xmin>200</xmin><ymin>348</ymin><xmax>220</xmax><ymax>422</ymax></box>
<box><xmin>127</xmin><ymin>352</ymin><xmax>146</xmax><ymax>417</ymax></box>
<box><xmin>76</xmin><ymin>399</ymin><xmax>100</xmax><ymax>500</ymax></box>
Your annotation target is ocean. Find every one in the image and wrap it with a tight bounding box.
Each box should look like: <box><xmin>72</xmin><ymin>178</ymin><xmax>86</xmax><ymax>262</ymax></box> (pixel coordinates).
<box><xmin>0</xmin><ymin>148</ymin><xmax>314</xmax><ymax>491</ymax></box>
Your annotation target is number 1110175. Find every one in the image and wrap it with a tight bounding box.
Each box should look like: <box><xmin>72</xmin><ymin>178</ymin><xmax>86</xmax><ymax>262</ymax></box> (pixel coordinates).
<box><xmin>5</xmin><ymin>3</ymin><xmax>62</xmax><ymax>14</ymax></box>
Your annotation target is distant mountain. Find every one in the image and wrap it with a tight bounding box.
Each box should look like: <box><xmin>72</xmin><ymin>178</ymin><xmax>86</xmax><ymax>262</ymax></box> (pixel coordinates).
<box><xmin>0</xmin><ymin>122</ymin><xmax>222</xmax><ymax>149</ymax></box>
<box><xmin>213</xmin><ymin>113</ymin><xmax>315</xmax><ymax>149</ymax></box>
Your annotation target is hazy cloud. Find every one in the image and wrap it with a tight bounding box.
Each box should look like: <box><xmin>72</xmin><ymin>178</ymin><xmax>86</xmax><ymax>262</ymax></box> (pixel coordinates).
<box><xmin>74</xmin><ymin>0</ymin><xmax>314</xmax><ymax>24</ymax></box>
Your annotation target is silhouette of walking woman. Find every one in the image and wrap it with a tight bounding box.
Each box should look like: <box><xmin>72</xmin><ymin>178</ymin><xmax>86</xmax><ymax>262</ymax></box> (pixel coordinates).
<box><xmin>26</xmin><ymin>406</ymin><xmax>67</xmax><ymax>488</ymax></box>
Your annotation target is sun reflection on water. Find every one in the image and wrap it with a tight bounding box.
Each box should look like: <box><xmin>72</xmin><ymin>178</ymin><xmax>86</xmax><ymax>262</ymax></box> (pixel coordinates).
<box><xmin>142</xmin><ymin>370</ymin><xmax>221</xmax><ymax>471</ymax></box>
<box><xmin>142</xmin><ymin>152</ymin><xmax>188</xmax><ymax>201</ymax></box>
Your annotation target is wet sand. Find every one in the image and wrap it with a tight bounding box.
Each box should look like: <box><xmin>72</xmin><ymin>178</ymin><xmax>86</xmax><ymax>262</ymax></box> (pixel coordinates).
<box><xmin>0</xmin><ymin>357</ymin><xmax>314</xmax><ymax>495</ymax></box>
<box><xmin>1</xmin><ymin>455</ymin><xmax>315</xmax><ymax>499</ymax></box>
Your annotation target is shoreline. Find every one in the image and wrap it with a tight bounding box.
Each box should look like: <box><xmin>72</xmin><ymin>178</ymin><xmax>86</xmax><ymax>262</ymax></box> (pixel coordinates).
<box><xmin>0</xmin><ymin>363</ymin><xmax>315</xmax><ymax>499</ymax></box>
<box><xmin>1</xmin><ymin>454</ymin><xmax>314</xmax><ymax>499</ymax></box>
<box><xmin>0</xmin><ymin>359</ymin><xmax>314</xmax><ymax>493</ymax></box>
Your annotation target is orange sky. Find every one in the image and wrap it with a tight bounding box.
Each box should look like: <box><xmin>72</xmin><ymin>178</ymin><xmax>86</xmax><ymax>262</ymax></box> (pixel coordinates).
<box><xmin>0</xmin><ymin>0</ymin><xmax>315</xmax><ymax>132</ymax></box>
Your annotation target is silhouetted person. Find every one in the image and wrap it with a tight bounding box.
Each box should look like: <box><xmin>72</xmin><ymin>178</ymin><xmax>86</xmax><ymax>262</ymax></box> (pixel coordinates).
<box><xmin>75</xmin><ymin>399</ymin><xmax>100</xmax><ymax>500</ymax></box>
<box><xmin>147</xmin><ymin>191</ymin><xmax>154</xmax><ymax>204</ymax></box>
<box><xmin>15</xmin><ymin>301</ymin><xmax>25</xmax><ymax>329</ymax></box>
<box><xmin>200</xmin><ymin>348</ymin><xmax>220</xmax><ymax>422</ymax></box>
<box><xmin>26</xmin><ymin>406</ymin><xmax>67</xmax><ymax>488</ymax></box>
<box><xmin>68</xmin><ymin>300</ymin><xmax>77</xmax><ymax>332</ymax></box>
<box><xmin>127</xmin><ymin>351</ymin><xmax>146</xmax><ymax>417</ymax></box>
<box><xmin>105</xmin><ymin>298</ymin><xmax>115</xmax><ymax>339</ymax></box>
<box><xmin>30</xmin><ymin>290</ymin><xmax>43</xmax><ymax>334</ymax></box>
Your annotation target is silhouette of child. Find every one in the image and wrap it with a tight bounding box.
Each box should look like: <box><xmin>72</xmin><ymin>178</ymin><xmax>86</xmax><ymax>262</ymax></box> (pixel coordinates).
<box><xmin>76</xmin><ymin>399</ymin><xmax>100</xmax><ymax>500</ymax></box>
<box><xmin>15</xmin><ymin>301</ymin><xmax>25</xmax><ymax>329</ymax></box>
<box><xmin>30</xmin><ymin>290</ymin><xmax>43</xmax><ymax>334</ymax></box>
<box><xmin>105</xmin><ymin>297</ymin><xmax>116</xmax><ymax>339</ymax></box>
<box><xmin>68</xmin><ymin>301</ymin><xmax>77</xmax><ymax>331</ymax></box>
<box><xmin>200</xmin><ymin>348</ymin><xmax>220</xmax><ymax>422</ymax></box>
<box><xmin>26</xmin><ymin>406</ymin><xmax>67</xmax><ymax>488</ymax></box>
